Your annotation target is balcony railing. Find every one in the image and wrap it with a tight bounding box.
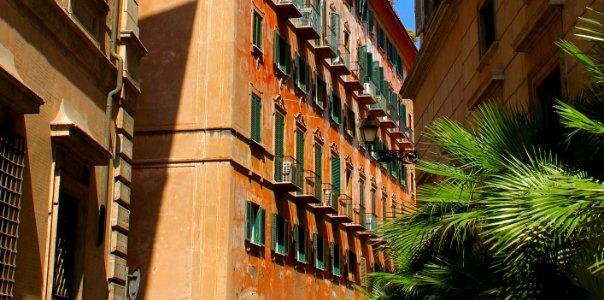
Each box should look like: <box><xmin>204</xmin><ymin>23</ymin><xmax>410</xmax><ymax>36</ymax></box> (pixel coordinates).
<box><xmin>357</xmin><ymin>80</ymin><xmax>378</xmax><ymax>105</ymax></box>
<box><xmin>273</xmin><ymin>0</ymin><xmax>303</xmax><ymax>18</ymax></box>
<box><xmin>274</xmin><ymin>155</ymin><xmax>303</xmax><ymax>192</ymax></box>
<box><xmin>312</xmin><ymin>31</ymin><xmax>337</xmax><ymax>59</ymax></box>
<box><xmin>296</xmin><ymin>3</ymin><xmax>320</xmax><ymax>40</ymax></box>
<box><xmin>345</xmin><ymin>202</ymin><xmax>367</xmax><ymax>231</ymax></box>
<box><xmin>365</xmin><ymin>214</ymin><xmax>379</xmax><ymax>232</ymax></box>
<box><xmin>369</xmin><ymin>93</ymin><xmax>387</xmax><ymax>117</ymax></box>
<box><xmin>343</xmin><ymin>60</ymin><xmax>364</xmax><ymax>91</ymax></box>
<box><xmin>294</xmin><ymin>170</ymin><xmax>322</xmax><ymax>204</ymax></box>
<box><xmin>329</xmin><ymin>45</ymin><xmax>351</xmax><ymax>76</ymax></box>
<box><xmin>313</xmin><ymin>183</ymin><xmax>339</xmax><ymax>214</ymax></box>
<box><xmin>331</xmin><ymin>194</ymin><xmax>353</xmax><ymax>223</ymax></box>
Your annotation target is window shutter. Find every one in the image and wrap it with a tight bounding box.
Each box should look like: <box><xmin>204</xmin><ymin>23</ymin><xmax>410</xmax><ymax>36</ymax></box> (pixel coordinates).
<box><xmin>293</xmin><ymin>224</ymin><xmax>299</xmax><ymax>259</ymax></box>
<box><xmin>379</xmin><ymin>66</ymin><xmax>385</xmax><ymax>96</ymax></box>
<box><xmin>372</xmin><ymin>61</ymin><xmax>380</xmax><ymax>91</ymax></box>
<box><xmin>315</xmin><ymin>145</ymin><xmax>322</xmax><ymax>180</ymax></box>
<box><xmin>271</xmin><ymin>214</ymin><xmax>277</xmax><ymax>251</ymax></box>
<box><xmin>273</xmin><ymin>32</ymin><xmax>280</xmax><ymax>67</ymax></box>
<box><xmin>245</xmin><ymin>201</ymin><xmax>252</xmax><ymax>241</ymax></box>
<box><xmin>296</xmin><ymin>130</ymin><xmax>304</xmax><ymax>168</ymax></box>
<box><xmin>400</xmin><ymin>103</ymin><xmax>407</xmax><ymax>131</ymax></box>
<box><xmin>360</xmin><ymin>257</ymin><xmax>367</xmax><ymax>285</ymax></box>
<box><xmin>365</xmin><ymin>52</ymin><xmax>373</xmax><ymax>83</ymax></box>
<box><xmin>275</xmin><ymin>113</ymin><xmax>285</xmax><ymax>178</ymax></box>
<box><xmin>402</xmin><ymin>164</ymin><xmax>407</xmax><ymax>186</ymax></box>
<box><xmin>331</xmin><ymin>12</ymin><xmax>341</xmax><ymax>46</ymax></box>
<box><xmin>259</xmin><ymin>208</ymin><xmax>266</xmax><ymax>245</ymax></box>
<box><xmin>331</xmin><ymin>155</ymin><xmax>340</xmax><ymax>194</ymax></box>
<box><xmin>284</xmin><ymin>220</ymin><xmax>290</xmax><ymax>255</ymax></box>
<box><xmin>285</xmin><ymin>42</ymin><xmax>291</xmax><ymax>75</ymax></box>
<box><xmin>305</xmin><ymin>62</ymin><xmax>311</xmax><ymax>93</ymax></box>
<box><xmin>322</xmin><ymin>237</ymin><xmax>328</xmax><ymax>269</ymax></box>
<box><xmin>304</xmin><ymin>228</ymin><xmax>309</xmax><ymax>262</ymax></box>
<box><xmin>295</xmin><ymin>55</ymin><xmax>301</xmax><ymax>88</ymax></box>
<box><xmin>329</xmin><ymin>243</ymin><xmax>334</xmax><ymax>274</ymax></box>
<box><xmin>313</xmin><ymin>233</ymin><xmax>318</xmax><ymax>267</ymax></box>
<box><xmin>368</xmin><ymin>10</ymin><xmax>374</xmax><ymax>34</ymax></box>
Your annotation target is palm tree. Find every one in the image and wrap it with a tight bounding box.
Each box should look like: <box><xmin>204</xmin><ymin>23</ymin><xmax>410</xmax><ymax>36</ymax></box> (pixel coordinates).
<box><xmin>366</xmin><ymin>4</ymin><xmax>604</xmax><ymax>299</ymax></box>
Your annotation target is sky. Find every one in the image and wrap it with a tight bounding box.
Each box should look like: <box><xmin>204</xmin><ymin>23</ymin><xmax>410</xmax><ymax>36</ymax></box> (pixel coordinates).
<box><xmin>394</xmin><ymin>0</ymin><xmax>415</xmax><ymax>32</ymax></box>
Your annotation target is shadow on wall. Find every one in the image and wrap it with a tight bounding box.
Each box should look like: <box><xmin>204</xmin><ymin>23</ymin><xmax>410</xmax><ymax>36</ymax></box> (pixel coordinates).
<box><xmin>127</xmin><ymin>1</ymin><xmax>197</xmax><ymax>298</ymax></box>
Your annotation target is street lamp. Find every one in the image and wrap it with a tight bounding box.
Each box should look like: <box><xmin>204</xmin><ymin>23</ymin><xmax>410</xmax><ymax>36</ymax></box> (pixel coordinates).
<box><xmin>360</xmin><ymin>117</ymin><xmax>417</xmax><ymax>164</ymax></box>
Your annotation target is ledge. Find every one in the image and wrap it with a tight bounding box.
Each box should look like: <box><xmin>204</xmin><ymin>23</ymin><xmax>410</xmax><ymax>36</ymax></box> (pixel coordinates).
<box><xmin>467</xmin><ymin>69</ymin><xmax>504</xmax><ymax>110</ymax></box>
<box><xmin>51</xmin><ymin>123</ymin><xmax>111</xmax><ymax>165</ymax></box>
<box><xmin>0</xmin><ymin>66</ymin><xmax>44</xmax><ymax>114</ymax></box>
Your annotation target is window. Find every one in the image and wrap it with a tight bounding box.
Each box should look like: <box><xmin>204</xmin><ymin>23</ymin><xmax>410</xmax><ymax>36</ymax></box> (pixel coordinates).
<box><xmin>345</xmin><ymin>106</ymin><xmax>356</xmax><ymax>137</ymax></box>
<box><xmin>315</xmin><ymin>144</ymin><xmax>323</xmax><ymax>185</ymax></box>
<box><xmin>271</xmin><ymin>214</ymin><xmax>289</xmax><ymax>255</ymax></box>
<box><xmin>71</xmin><ymin>0</ymin><xmax>105</xmax><ymax>41</ymax></box>
<box><xmin>253</xmin><ymin>11</ymin><xmax>263</xmax><ymax>50</ymax></box>
<box><xmin>399</xmin><ymin>103</ymin><xmax>407</xmax><ymax>132</ymax></box>
<box><xmin>345</xmin><ymin>168</ymin><xmax>352</xmax><ymax>197</ymax></box>
<box><xmin>245</xmin><ymin>201</ymin><xmax>266</xmax><ymax>246</ymax></box>
<box><xmin>294</xmin><ymin>225</ymin><xmax>308</xmax><ymax>263</ymax></box>
<box><xmin>479</xmin><ymin>0</ymin><xmax>496</xmax><ymax>56</ymax></box>
<box><xmin>273</xmin><ymin>32</ymin><xmax>291</xmax><ymax>75</ymax></box>
<box><xmin>331</xmin><ymin>155</ymin><xmax>341</xmax><ymax>195</ymax></box>
<box><xmin>536</xmin><ymin>67</ymin><xmax>562</xmax><ymax>105</ymax></box>
<box><xmin>315</xmin><ymin>75</ymin><xmax>327</xmax><ymax>109</ymax></box>
<box><xmin>346</xmin><ymin>250</ymin><xmax>357</xmax><ymax>282</ymax></box>
<box><xmin>359</xmin><ymin>179</ymin><xmax>365</xmax><ymax>208</ymax></box>
<box><xmin>371</xmin><ymin>188</ymin><xmax>376</xmax><ymax>214</ymax></box>
<box><xmin>377</xmin><ymin>25</ymin><xmax>385</xmax><ymax>51</ymax></box>
<box><xmin>329</xmin><ymin>90</ymin><xmax>342</xmax><ymax>124</ymax></box>
<box><xmin>400</xmin><ymin>164</ymin><xmax>407</xmax><ymax>186</ymax></box>
<box><xmin>274</xmin><ymin>113</ymin><xmax>285</xmax><ymax>180</ymax></box>
<box><xmin>357</xmin><ymin>0</ymin><xmax>368</xmax><ymax>20</ymax></box>
<box><xmin>52</xmin><ymin>193</ymin><xmax>80</xmax><ymax>298</ymax></box>
<box><xmin>251</xmin><ymin>93</ymin><xmax>262</xmax><ymax>143</ymax></box>
<box><xmin>0</xmin><ymin>131</ymin><xmax>24</xmax><ymax>298</ymax></box>
<box><xmin>313</xmin><ymin>234</ymin><xmax>327</xmax><ymax>270</ymax></box>
<box><xmin>330</xmin><ymin>243</ymin><xmax>342</xmax><ymax>276</ymax></box>
<box><xmin>368</xmin><ymin>9</ymin><xmax>375</xmax><ymax>35</ymax></box>
<box><xmin>295</xmin><ymin>129</ymin><xmax>305</xmax><ymax>195</ymax></box>
<box><xmin>295</xmin><ymin>56</ymin><xmax>311</xmax><ymax>93</ymax></box>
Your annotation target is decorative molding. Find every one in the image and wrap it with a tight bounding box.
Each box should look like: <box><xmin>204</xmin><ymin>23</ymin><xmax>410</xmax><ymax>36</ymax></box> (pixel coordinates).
<box><xmin>313</xmin><ymin>128</ymin><xmax>324</xmax><ymax>145</ymax></box>
<box><xmin>295</xmin><ymin>112</ymin><xmax>307</xmax><ymax>130</ymax></box>
<box><xmin>274</xmin><ymin>95</ymin><xmax>287</xmax><ymax>114</ymax></box>
<box><xmin>330</xmin><ymin>142</ymin><xmax>339</xmax><ymax>156</ymax></box>
<box><xmin>345</xmin><ymin>155</ymin><xmax>353</xmax><ymax>167</ymax></box>
<box><xmin>358</xmin><ymin>166</ymin><xmax>366</xmax><ymax>176</ymax></box>
<box><xmin>467</xmin><ymin>69</ymin><xmax>504</xmax><ymax>110</ymax></box>
<box><xmin>512</xmin><ymin>1</ymin><xmax>563</xmax><ymax>52</ymax></box>
<box><xmin>370</xmin><ymin>177</ymin><xmax>377</xmax><ymax>187</ymax></box>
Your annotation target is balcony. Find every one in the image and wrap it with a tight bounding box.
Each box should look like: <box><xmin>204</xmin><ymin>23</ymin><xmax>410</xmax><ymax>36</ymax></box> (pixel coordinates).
<box><xmin>343</xmin><ymin>60</ymin><xmax>364</xmax><ymax>92</ymax></box>
<box><xmin>327</xmin><ymin>194</ymin><xmax>353</xmax><ymax>223</ymax></box>
<box><xmin>328</xmin><ymin>45</ymin><xmax>351</xmax><ymax>76</ymax></box>
<box><xmin>378</xmin><ymin>116</ymin><xmax>396</xmax><ymax>129</ymax></box>
<box><xmin>311</xmin><ymin>33</ymin><xmax>337</xmax><ymax>60</ymax></box>
<box><xmin>273</xmin><ymin>0</ymin><xmax>303</xmax><ymax>19</ymax></box>
<box><xmin>344</xmin><ymin>202</ymin><xmax>366</xmax><ymax>231</ymax></box>
<box><xmin>312</xmin><ymin>183</ymin><xmax>339</xmax><ymax>214</ymax></box>
<box><xmin>293</xmin><ymin>170</ymin><xmax>322</xmax><ymax>204</ymax></box>
<box><xmin>295</xmin><ymin>4</ymin><xmax>320</xmax><ymax>40</ymax></box>
<box><xmin>360</xmin><ymin>213</ymin><xmax>378</xmax><ymax>237</ymax></box>
<box><xmin>356</xmin><ymin>80</ymin><xmax>378</xmax><ymax>106</ymax></box>
<box><xmin>274</xmin><ymin>156</ymin><xmax>303</xmax><ymax>192</ymax></box>
<box><xmin>398</xmin><ymin>128</ymin><xmax>414</xmax><ymax>149</ymax></box>
<box><xmin>368</xmin><ymin>94</ymin><xmax>387</xmax><ymax>118</ymax></box>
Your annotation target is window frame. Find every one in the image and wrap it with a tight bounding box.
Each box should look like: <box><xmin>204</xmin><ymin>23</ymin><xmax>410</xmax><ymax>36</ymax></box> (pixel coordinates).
<box><xmin>293</xmin><ymin>224</ymin><xmax>309</xmax><ymax>263</ymax></box>
<box><xmin>478</xmin><ymin>0</ymin><xmax>497</xmax><ymax>57</ymax></box>
<box><xmin>245</xmin><ymin>201</ymin><xmax>266</xmax><ymax>246</ymax></box>
<box><xmin>250</xmin><ymin>93</ymin><xmax>262</xmax><ymax>143</ymax></box>
<box><xmin>271</xmin><ymin>214</ymin><xmax>289</xmax><ymax>256</ymax></box>
<box><xmin>252</xmin><ymin>9</ymin><xmax>263</xmax><ymax>51</ymax></box>
<box><xmin>313</xmin><ymin>234</ymin><xmax>327</xmax><ymax>270</ymax></box>
<box><xmin>330</xmin><ymin>243</ymin><xmax>342</xmax><ymax>276</ymax></box>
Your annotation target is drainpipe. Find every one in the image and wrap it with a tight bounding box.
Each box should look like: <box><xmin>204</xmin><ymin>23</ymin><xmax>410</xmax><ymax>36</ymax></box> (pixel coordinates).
<box><xmin>100</xmin><ymin>0</ymin><xmax>124</xmax><ymax>241</ymax></box>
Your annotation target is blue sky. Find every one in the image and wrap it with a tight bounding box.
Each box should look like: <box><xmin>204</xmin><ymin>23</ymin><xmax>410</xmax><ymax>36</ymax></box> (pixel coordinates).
<box><xmin>394</xmin><ymin>1</ymin><xmax>415</xmax><ymax>33</ymax></box>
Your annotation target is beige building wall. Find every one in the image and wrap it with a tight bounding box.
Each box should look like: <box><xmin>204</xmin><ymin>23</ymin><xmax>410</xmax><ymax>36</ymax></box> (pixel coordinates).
<box><xmin>404</xmin><ymin>0</ymin><xmax>596</xmax><ymax>183</ymax></box>
<box><xmin>0</xmin><ymin>0</ymin><xmax>144</xmax><ymax>298</ymax></box>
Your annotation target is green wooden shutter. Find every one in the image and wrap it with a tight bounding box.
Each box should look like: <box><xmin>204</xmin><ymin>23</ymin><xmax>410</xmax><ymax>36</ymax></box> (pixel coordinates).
<box><xmin>271</xmin><ymin>214</ymin><xmax>277</xmax><ymax>251</ymax></box>
<box><xmin>368</xmin><ymin>9</ymin><xmax>374</xmax><ymax>35</ymax></box>
<box><xmin>284</xmin><ymin>220</ymin><xmax>290</xmax><ymax>255</ymax></box>
<box><xmin>275</xmin><ymin>113</ymin><xmax>285</xmax><ymax>180</ymax></box>
<box><xmin>402</xmin><ymin>164</ymin><xmax>407</xmax><ymax>186</ymax></box>
<box><xmin>372</xmin><ymin>61</ymin><xmax>380</xmax><ymax>90</ymax></box>
<box><xmin>322</xmin><ymin>237</ymin><xmax>327</xmax><ymax>270</ymax></box>
<box><xmin>259</xmin><ymin>208</ymin><xmax>266</xmax><ymax>245</ymax></box>
<box><xmin>293</xmin><ymin>224</ymin><xmax>299</xmax><ymax>259</ymax></box>
<box><xmin>245</xmin><ymin>201</ymin><xmax>252</xmax><ymax>241</ymax></box>
<box><xmin>315</xmin><ymin>145</ymin><xmax>322</xmax><ymax>180</ymax></box>
<box><xmin>331</xmin><ymin>12</ymin><xmax>340</xmax><ymax>47</ymax></box>
<box><xmin>361</xmin><ymin>0</ymin><xmax>368</xmax><ymax>23</ymax></box>
<box><xmin>371</xmin><ymin>190</ymin><xmax>376</xmax><ymax>214</ymax></box>
<box><xmin>273</xmin><ymin>32</ymin><xmax>280</xmax><ymax>67</ymax></box>
<box><xmin>331</xmin><ymin>155</ymin><xmax>340</xmax><ymax>194</ymax></box>
<box><xmin>251</xmin><ymin>94</ymin><xmax>262</xmax><ymax>143</ymax></box>
<box><xmin>285</xmin><ymin>42</ymin><xmax>291</xmax><ymax>75</ymax></box>
<box><xmin>296</xmin><ymin>130</ymin><xmax>305</xmax><ymax>167</ymax></box>
<box><xmin>365</xmin><ymin>52</ymin><xmax>373</xmax><ymax>83</ymax></box>
<box><xmin>360</xmin><ymin>180</ymin><xmax>365</xmax><ymax>206</ymax></box>
<box><xmin>313</xmin><ymin>234</ymin><xmax>318</xmax><ymax>268</ymax></box>
<box><xmin>400</xmin><ymin>103</ymin><xmax>407</xmax><ymax>131</ymax></box>
<box><xmin>295</xmin><ymin>54</ymin><xmax>301</xmax><ymax>88</ymax></box>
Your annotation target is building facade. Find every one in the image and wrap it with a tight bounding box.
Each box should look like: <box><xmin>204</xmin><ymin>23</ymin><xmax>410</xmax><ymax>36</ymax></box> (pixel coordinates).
<box><xmin>130</xmin><ymin>0</ymin><xmax>416</xmax><ymax>298</ymax></box>
<box><xmin>406</xmin><ymin>0</ymin><xmax>594</xmax><ymax>183</ymax></box>
<box><xmin>0</xmin><ymin>0</ymin><xmax>144</xmax><ymax>298</ymax></box>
